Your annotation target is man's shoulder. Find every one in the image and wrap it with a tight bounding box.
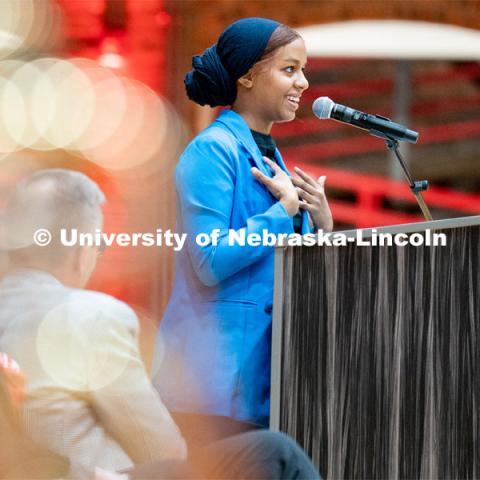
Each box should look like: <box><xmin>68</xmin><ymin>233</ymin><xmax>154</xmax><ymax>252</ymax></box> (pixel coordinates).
<box><xmin>63</xmin><ymin>288</ymin><xmax>138</xmax><ymax>331</ymax></box>
<box><xmin>30</xmin><ymin>289</ymin><xmax>141</xmax><ymax>392</ymax></box>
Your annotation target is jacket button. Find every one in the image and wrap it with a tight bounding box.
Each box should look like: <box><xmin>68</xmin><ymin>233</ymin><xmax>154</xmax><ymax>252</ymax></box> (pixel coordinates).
<box><xmin>264</xmin><ymin>302</ymin><xmax>273</xmax><ymax>314</ymax></box>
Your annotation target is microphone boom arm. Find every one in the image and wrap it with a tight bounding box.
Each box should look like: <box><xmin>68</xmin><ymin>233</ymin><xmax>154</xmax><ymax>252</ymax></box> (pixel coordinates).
<box><xmin>385</xmin><ymin>137</ymin><xmax>433</xmax><ymax>221</ymax></box>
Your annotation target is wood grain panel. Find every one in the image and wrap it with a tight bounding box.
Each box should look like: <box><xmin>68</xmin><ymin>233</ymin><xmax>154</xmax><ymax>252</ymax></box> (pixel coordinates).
<box><xmin>279</xmin><ymin>225</ymin><xmax>480</xmax><ymax>478</ymax></box>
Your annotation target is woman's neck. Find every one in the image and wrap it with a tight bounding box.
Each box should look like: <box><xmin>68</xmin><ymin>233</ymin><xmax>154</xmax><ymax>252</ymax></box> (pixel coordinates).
<box><xmin>231</xmin><ymin>105</ymin><xmax>273</xmax><ymax>135</ymax></box>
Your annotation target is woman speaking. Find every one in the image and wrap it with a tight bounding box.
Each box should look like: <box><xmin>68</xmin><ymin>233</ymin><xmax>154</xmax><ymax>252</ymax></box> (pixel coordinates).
<box><xmin>153</xmin><ymin>17</ymin><xmax>332</xmax><ymax>445</ymax></box>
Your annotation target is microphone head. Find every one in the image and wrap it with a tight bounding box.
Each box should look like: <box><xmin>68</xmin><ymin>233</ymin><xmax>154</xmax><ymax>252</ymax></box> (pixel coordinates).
<box><xmin>405</xmin><ymin>129</ymin><xmax>419</xmax><ymax>144</ymax></box>
<box><xmin>312</xmin><ymin>97</ymin><xmax>334</xmax><ymax>119</ymax></box>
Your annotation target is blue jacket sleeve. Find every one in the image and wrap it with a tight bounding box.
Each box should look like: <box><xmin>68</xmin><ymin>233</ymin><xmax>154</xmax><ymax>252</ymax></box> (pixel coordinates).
<box><xmin>176</xmin><ymin>132</ymin><xmax>294</xmax><ymax>287</ymax></box>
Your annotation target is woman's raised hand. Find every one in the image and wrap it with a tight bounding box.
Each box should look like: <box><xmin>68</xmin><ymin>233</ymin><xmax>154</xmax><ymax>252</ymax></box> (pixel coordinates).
<box><xmin>251</xmin><ymin>157</ymin><xmax>299</xmax><ymax>216</ymax></box>
<box><xmin>292</xmin><ymin>167</ymin><xmax>333</xmax><ymax>232</ymax></box>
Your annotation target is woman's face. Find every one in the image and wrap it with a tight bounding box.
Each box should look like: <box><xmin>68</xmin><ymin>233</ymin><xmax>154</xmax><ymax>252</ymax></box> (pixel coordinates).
<box><xmin>239</xmin><ymin>37</ymin><xmax>309</xmax><ymax>132</ymax></box>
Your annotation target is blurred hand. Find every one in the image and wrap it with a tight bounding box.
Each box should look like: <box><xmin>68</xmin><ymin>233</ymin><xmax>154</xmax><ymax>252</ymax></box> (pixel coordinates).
<box><xmin>292</xmin><ymin>167</ymin><xmax>333</xmax><ymax>232</ymax></box>
<box><xmin>252</xmin><ymin>157</ymin><xmax>299</xmax><ymax>216</ymax></box>
<box><xmin>0</xmin><ymin>352</ymin><xmax>26</xmax><ymax>408</ymax></box>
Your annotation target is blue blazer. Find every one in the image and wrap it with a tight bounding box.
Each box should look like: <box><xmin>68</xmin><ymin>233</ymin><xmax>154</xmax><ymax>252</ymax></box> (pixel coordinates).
<box><xmin>153</xmin><ymin>109</ymin><xmax>311</xmax><ymax>426</ymax></box>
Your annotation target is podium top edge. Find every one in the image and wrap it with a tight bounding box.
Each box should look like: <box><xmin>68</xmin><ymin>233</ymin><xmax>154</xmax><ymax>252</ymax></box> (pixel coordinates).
<box><xmin>274</xmin><ymin>215</ymin><xmax>480</xmax><ymax>248</ymax></box>
<box><xmin>338</xmin><ymin>215</ymin><xmax>480</xmax><ymax>238</ymax></box>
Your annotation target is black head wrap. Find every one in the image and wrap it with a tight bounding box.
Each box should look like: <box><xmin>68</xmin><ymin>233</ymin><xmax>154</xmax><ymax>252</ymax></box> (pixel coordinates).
<box><xmin>184</xmin><ymin>17</ymin><xmax>281</xmax><ymax>107</ymax></box>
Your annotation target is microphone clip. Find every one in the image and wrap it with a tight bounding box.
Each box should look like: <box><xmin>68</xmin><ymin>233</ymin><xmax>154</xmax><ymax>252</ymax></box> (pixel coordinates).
<box><xmin>411</xmin><ymin>180</ymin><xmax>429</xmax><ymax>194</ymax></box>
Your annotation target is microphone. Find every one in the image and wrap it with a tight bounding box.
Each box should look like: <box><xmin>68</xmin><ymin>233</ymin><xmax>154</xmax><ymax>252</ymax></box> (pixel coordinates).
<box><xmin>312</xmin><ymin>97</ymin><xmax>419</xmax><ymax>143</ymax></box>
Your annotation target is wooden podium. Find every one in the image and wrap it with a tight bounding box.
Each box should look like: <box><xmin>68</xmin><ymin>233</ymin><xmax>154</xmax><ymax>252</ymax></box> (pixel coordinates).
<box><xmin>270</xmin><ymin>216</ymin><xmax>480</xmax><ymax>479</ymax></box>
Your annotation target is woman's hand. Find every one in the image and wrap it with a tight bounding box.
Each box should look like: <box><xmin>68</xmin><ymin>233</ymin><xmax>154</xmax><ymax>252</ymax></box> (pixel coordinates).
<box><xmin>292</xmin><ymin>167</ymin><xmax>333</xmax><ymax>232</ymax></box>
<box><xmin>251</xmin><ymin>157</ymin><xmax>299</xmax><ymax>216</ymax></box>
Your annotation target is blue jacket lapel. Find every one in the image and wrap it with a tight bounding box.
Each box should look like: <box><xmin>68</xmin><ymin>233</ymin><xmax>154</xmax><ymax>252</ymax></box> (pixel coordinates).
<box><xmin>215</xmin><ymin>109</ymin><xmax>273</xmax><ymax>177</ymax></box>
<box><xmin>215</xmin><ymin>109</ymin><xmax>312</xmax><ymax>233</ymax></box>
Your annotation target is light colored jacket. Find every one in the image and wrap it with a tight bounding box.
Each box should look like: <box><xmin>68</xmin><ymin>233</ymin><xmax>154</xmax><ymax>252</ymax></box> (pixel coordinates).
<box><xmin>0</xmin><ymin>268</ymin><xmax>186</xmax><ymax>471</ymax></box>
<box><xmin>153</xmin><ymin>109</ymin><xmax>311</xmax><ymax>426</ymax></box>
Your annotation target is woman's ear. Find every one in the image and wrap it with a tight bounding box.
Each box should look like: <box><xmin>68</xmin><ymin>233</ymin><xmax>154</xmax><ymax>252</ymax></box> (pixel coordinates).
<box><xmin>237</xmin><ymin>73</ymin><xmax>253</xmax><ymax>89</ymax></box>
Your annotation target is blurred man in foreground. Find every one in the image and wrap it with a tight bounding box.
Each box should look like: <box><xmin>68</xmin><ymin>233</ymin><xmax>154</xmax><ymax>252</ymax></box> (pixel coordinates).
<box><xmin>0</xmin><ymin>169</ymin><xmax>186</xmax><ymax>471</ymax></box>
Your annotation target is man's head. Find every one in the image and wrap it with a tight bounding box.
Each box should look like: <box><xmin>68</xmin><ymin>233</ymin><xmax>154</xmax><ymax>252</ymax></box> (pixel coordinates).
<box><xmin>4</xmin><ymin>169</ymin><xmax>105</xmax><ymax>288</ymax></box>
